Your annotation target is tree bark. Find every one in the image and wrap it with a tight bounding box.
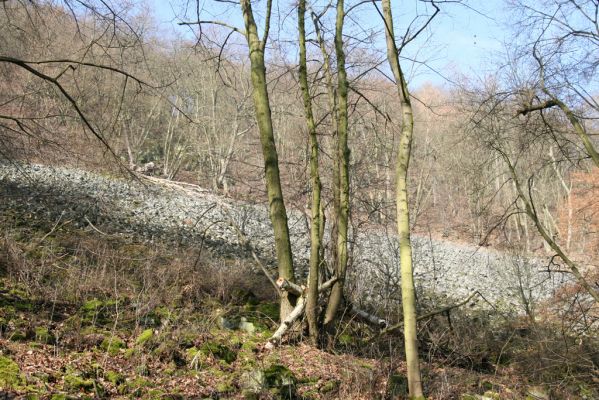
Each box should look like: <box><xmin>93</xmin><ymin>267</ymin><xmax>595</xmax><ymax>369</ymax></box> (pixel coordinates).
<box><xmin>324</xmin><ymin>0</ymin><xmax>350</xmax><ymax>334</ymax></box>
<box><xmin>240</xmin><ymin>0</ymin><xmax>296</xmax><ymax>319</ymax></box>
<box><xmin>298</xmin><ymin>0</ymin><xmax>323</xmax><ymax>346</ymax></box>
<box><xmin>381</xmin><ymin>0</ymin><xmax>425</xmax><ymax>398</ymax></box>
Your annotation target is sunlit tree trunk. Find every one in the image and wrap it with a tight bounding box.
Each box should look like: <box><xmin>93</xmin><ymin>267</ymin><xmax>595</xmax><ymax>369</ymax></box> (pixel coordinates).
<box><xmin>240</xmin><ymin>0</ymin><xmax>296</xmax><ymax>319</ymax></box>
<box><xmin>381</xmin><ymin>0</ymin><xmax>424</xmax><ymax>398</ymax></box>
<box><xmin>324</xmin><ymin>0</ymin><xmax>350</xmax><ymax>332</ymax></box>
<box><xmin>298</xmin><ymin>0</ymin><xmax>322</xmax><ymax>345</ymax></box>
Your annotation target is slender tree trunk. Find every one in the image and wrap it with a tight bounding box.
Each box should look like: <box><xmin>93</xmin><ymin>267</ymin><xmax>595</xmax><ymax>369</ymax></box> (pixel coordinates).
<box><xmin>312</xmin><ymin>10</ymin><xmax>340</xmax><ymax>286</ymax></box>
<box><xmin>550</xmin><ymin>96</ymin><xmax>599</xmax><ymax>169</ymax></box>
<box><xmin>324</xmin><ymin>0</ymin><xmax>350</xmax><ymax>332</ymax></box>
<box><xmin>240</xmin><ymin>0</ymin><xmax>296</xmax><ymax>319</ymax></box>
<box><xmin>381</xmin><ymin>0</ymin><xmax>425</xmax><ymax>398</ymax></box>
<box><xmin>501</xmin><ymin>151</ymin><xmax>599</xmax><ymax>303</ymax></box>
<box><xmin>298</xmin><ymin>0</ymin><xmax>323</xmax><ymax>345</ymax></box>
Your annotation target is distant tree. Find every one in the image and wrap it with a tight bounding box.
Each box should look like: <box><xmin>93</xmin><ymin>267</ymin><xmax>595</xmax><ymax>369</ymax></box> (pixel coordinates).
<box><xmin>0</xmin><ymin>1</ymin><xmax>155</xmax><ymax>167</ymax></box>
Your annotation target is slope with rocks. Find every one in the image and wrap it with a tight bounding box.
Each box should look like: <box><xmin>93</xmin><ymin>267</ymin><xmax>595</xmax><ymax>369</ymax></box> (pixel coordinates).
<box><xmin>0</xmin><ymin>162</ymin><xmax>570</xmax><ymax>308</ymax></box>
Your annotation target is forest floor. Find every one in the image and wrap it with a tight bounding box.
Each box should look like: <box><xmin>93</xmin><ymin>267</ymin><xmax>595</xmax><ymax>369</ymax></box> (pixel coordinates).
<box><xmin>0</xmin><ymin>213</ymin><xmax>597</xmax><ymax>399</ymax></box>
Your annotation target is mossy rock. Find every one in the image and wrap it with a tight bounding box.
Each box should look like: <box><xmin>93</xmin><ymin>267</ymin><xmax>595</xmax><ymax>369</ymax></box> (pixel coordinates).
<box><xmin>105</xmin><ymin>370</ymin><xmax>125</xmax><ymax>386</ymax></box>
<box><xmin>216</xmin><ymin>377</ymin><xmax>236</xmax><ymax>393</ymax></box>
<box><xmin>135</xmin><ymin>328</ymin><xmax>154</xmax><ymax>346</ymax></box>
<box><xmin>178</xmin><ymin>331</ymin><xmax>197</xmax><ymax>349</ymax></box>
<box><xmin>0</xmin><ymin>355</ymin><xmax>25</xmax><ymax>390</ymax></box>
<box><xmin>263</xmin><ymin>364</ymin><xmax>296</xmax><ymax>398</ymax></box>
<box><xmin>123</xmin><ymin>348</ymin><xmax>136</xmax><ymax>359</ymax></box>
<box><xmin>526</xmin><ymin>386</ymin><xmax>550</xmax><ymax>400</ymax></box>
<box><xmin>483</xmin><ymin>391</ymin><xmax>501</xmax><ymax>400</ymax></box>
<box><xmin>81</xmin><ymin>299</ymin><xmax>104</xmax><ymax>313</ymax></box>
<box><xmin>9</xmin><ymin>330</ymin><xmax>28</xmax><ymax>342</ymax></box>
<box><xmin>35</xmin><ymin>326</ymin><xmax>55</xmax><ymax>344</ymax></box>
<box><xmin>320</xmin><ymin>380</ymin><xmax>340</xmax><ymax>394</ymax></box>
<box><xmin>100</xmin><ymin>336</ymin><xmax>126</xmax><ymax>355</ymax></box>
<box><xmin>200</xmin><ymin>342</ymin><xmax>237</xmax><ymax>364</ymax></box>
<box><xmin>186</xmin><ymin>346</ymin><xmax>209</xmax><ymax>369</ymax></box>
<box><xmin>80</xmin><ymin>298</ymin><xmax>116</xmax><ymax>325</ymax></box>
<box><xmin>63</xmin><ymin>372</ymin><xmax>101</xmax><ymax>394</ymax></box>
<box><xmin>124</xmin><ymin>377</ymin><xmax>152</xmax><ymax>397</ymax></box>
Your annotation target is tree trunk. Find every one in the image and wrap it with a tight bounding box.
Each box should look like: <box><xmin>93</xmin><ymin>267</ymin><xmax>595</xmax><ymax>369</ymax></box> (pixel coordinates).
<box><xmin>240</xmin><ymin>0</ymin><xmax>296</xmax><ymax>319</ymax></box>
<box><xmin>381</xmin><ymin>0</ymin><xmax>425</xmax><ymax>398</ymax></box>
<box><xmin>298</xmin><ymin>0</ymin><xmax>323</xmax><ymax>345</ymax></box>
<box><xmin>324</xmin><ymin>0</ymin><xmax>350</xmax><ymax>333</ymax></box>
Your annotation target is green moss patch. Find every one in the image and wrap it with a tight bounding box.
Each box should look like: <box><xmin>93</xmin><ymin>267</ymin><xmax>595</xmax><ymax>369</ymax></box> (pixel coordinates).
<box><xmin>200</xmin><ymin>342</ymin><xmax>237</xmax><ymax>364</ymax></box>
<box><xmin>0</xmin><ymin>356</ymin><xmax>25</xmax><ymax>390</ymax></box>
<box><xmin>135</xmin><ymin>328</ymin><xmax>154</xmax><ymax>346</ymax></box>
<box><xmin>100</xmin><ymin>336</ymin><xmax>126</xmax><ymax>355</ymax></box>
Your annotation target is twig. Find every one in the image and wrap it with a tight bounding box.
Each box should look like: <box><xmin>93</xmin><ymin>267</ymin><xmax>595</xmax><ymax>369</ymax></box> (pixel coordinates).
<box><xmin>84</xmin><ymin>216</ymin><xmax>109</xmax><ymax>236</ymax></box>
<box><xmin>374</xmin><ymin>291</ymin><xmax>481</xmax><ymax>339</ymax></box>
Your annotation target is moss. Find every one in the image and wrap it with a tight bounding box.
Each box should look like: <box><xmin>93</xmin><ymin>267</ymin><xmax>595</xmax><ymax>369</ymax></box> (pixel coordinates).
<box><xmin>81</xmin><ymin>299</ymin><xmax>104</xmax><ymax>313</ymax></box>
<box><xmin>9</xmin><ymin>330</ymin><xmax>27</xmax><ymax>342</ymax></box>
<box><xmin>80</xmin><ymin>298</ymin><xmax>117</xmax><ymax>325</ymax></box>
<box><xmin>123</xmin><ymin>348</ymin><xmax>136</xmax><ymax>359</ymax></box>
<box><xmin>216</xmin><ymin>377</ymin><xmax>235</xmax><ymax>393</ymax></box>
<box><xmin>147</xmin><ymin>389</ymin><xmax>166</xmax><ymax>398</ymax></box>
<box><xmin>135</xmin><ymin>328</ymin><xmax>154</xmax><ymax>346</ymax></box>
<box><xmin>0</xmin><ymin>356</ymin><xmax>25</xmax><ymax>390</ymax></box>
<box><xmin>105</xmin><ymin>371</ymin><xmax>125</xmax><ymax>386</ymax></box>
<box><xmin>483</xmin><ymin>391</ymin><xmax>501</xmax><ymax>400</ymax></box>
<box><xmin>338</xmin><ymin>333</ymin><xmax>353</xmax><ymax>346</ymax></box>
<box><xmin>200</xmin><ymin>342</ymin><xmax>237</xmax><ymax>364</ymax></box>
<box><xmin>320</xmin><ymin>380</ymin><xmax>340</xmax><ymax>394</ymax></box>
<box><xmin>63</xmin><ymin>373</ymin><xmax>95</xmax><ymax>392</ymax></box>
<box><xmin>100</xmin><ymin>336</ymin><xmax>126</xmax><ymax>355</ymax></box>
<box><xmin>263</xmin><ymin>364</ymin><xmax>296</xmax><ymax>388</ymax></box>
<box><xmin>255</xmin><ymin>302</ymin><xmax>279</xmax><ymax>322</ymax></box>
<box><xmin>185</xmin><ymin>347</ymin><xmax>199</xmax><ymax>362</ymax></box>
<box><xmin>35</xmin><ymin>326</ymin><xmax>55</xmax><ymax>344</ymax></box>
<box><xmin>50</xmin><ymin>395</ymin><xmax>68</xmax><ymax>400</ymax></box>
<box><xmin>179</xmin><ymin>331</ymin><xmax>197</xmax><ymax>349</ymax></box>
<box><xmin>125</xmin><ymin>377</ymin><xmax>152</xmax><ymax>397</ymax></box>
<box><xmin>136</xmin><ymin>363</ymin><xmax>151</xmax><ymax>377</ymax></box>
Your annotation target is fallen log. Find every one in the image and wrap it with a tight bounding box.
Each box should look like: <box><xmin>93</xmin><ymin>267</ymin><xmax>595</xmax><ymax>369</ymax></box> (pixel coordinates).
<box><xmin>349</xmin><ymin>304</ymin><xmax>388</xmax><ymax>329</ymax></box>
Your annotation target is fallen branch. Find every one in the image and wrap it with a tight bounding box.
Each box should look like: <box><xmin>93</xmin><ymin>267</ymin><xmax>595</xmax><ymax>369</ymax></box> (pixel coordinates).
<box><xmin>85</xmin><ymin>216</ymin><xmax>110</xmax><ymax>236</ymax></box>
<box><xmin>265</xmin><ymin>276</ymin><xmax>338</xmax><ymax>349</ymax></box>
<box><xmin>374</xmin><ymin>291</ymin><xmax>481</xmax><ymax>339</ymax></box>
<box><xmin>349</xmin><ymin>304</ymin><xmax>388</xmax><ymax>329</ymax></box>
<box><xmin>319</xmin><ymin>276</ymin><xmax>338</xmax><ymax>292</ymax></box>
<box><xmin>276</xmin><ymin>278</ymin><xmax>304</xmax><ymax>296</ymax></box>
<box><xmin>265</xmin><ymin>297</ymin><xmax>306</xmax><ymax>349</ymax></box>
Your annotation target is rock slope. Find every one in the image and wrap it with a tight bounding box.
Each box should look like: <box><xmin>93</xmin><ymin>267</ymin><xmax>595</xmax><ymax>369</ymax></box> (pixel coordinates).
<box><xmin>0</xmin><ymin>163</ymin><xmax>570</xmax><ymax>309</ymax></box>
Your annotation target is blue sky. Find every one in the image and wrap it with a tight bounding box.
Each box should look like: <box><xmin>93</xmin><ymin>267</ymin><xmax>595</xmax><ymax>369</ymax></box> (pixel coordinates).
<box><xmin>148</xmin><ymin>0</ymin><xmax>508</xmax><ymax>88</ymax></box>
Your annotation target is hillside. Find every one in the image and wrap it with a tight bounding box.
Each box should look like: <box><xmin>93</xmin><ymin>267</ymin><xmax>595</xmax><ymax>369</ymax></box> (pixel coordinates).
<box><xmin>1</xmin><ymin>163</ymin><xmax>597</xmax><ymax>399</ymax></box>
<box><xmin>0</xmin><ymin>163</ymin><xmax>570</xmax><ymax>309</ymax></box>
